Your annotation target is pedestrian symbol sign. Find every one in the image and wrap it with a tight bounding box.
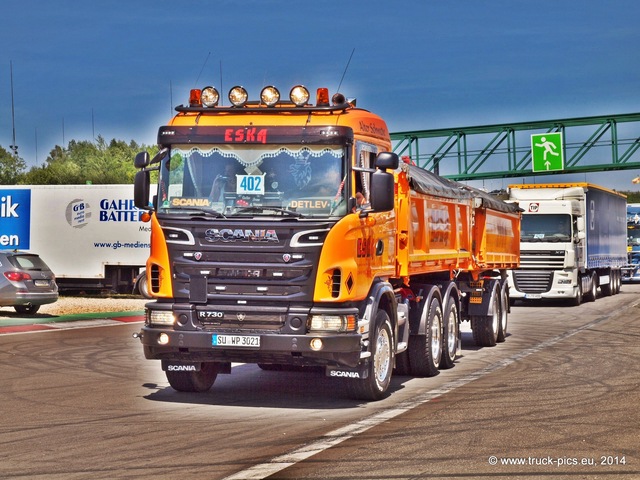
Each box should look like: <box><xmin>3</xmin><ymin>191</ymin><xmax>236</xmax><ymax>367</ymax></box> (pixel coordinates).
<box><xmin>531</xmin><ymin>132</ymin><xmax>564</xmax><ymax>172</ymax></box>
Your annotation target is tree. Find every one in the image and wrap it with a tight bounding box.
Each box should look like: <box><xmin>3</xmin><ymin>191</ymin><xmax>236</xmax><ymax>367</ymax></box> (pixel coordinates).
<box><xmin>16</xmin><ymin>137</ymin><xmax>156</xmax><ymax>185</ymax></box>
<box><xmin>0</xmin><ymin>146</ymin><xmax>27</xmax><ymax>184</ymax></box>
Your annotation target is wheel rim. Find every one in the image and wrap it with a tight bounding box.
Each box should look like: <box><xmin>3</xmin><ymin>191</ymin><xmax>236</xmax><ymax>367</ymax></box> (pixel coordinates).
<box><xmin>375</xmin><ymin>327</ymin><xmax>391</xmax><ymax>383</ymax></box>
<box><xmin>431</xmin><ymin>310</ymin><xmax>442</xmax><ymax>362</ymax></box>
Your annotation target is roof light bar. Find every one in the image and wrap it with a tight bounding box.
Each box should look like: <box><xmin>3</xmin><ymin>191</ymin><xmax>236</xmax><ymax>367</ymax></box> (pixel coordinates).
<box><xmin>260</xmin><ymin>86</ymin><xmax>280</xmax><ymax>106</ymax></box>
<box><xmin>201</xmin><ymin>86</ymin><xmax>220</xmax><ymax>107</ymax></box>
<box><xmin>289</xmin><ymin>85</ymin><xmax>310</xmax><ymax>107</ymax></box>
<box><xmin>228</xmin><ymin>86</ymin><xmax>249</xmax><ymax>107</ymax></box>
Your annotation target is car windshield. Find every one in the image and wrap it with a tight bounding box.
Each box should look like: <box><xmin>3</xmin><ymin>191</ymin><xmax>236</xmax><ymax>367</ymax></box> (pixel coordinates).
<box><xmin>157</xmin><ymin>144</ymin><xmax>346</xmax><ymax>218</ymax></box>
<box><xmin>520</xmin><ymin>214</ymin><xmax>572</xmax><ymax>242</ymax></box>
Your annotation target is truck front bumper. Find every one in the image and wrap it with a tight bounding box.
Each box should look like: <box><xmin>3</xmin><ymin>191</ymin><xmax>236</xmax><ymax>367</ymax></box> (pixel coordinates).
<box><xmin>138</xmin><ymin>326</ymin><xmax>363</xmax><ymax>367</ymax></box>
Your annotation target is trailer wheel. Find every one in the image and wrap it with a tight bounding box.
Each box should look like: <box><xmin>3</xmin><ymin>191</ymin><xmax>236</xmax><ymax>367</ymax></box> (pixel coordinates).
<box><xmin>347</xmin><ymin>310</ymin><xmax>394</xmax><ymax>401</ymax></box>
<box><xmin>408</xmin><ymin>296</ymin><xmax>442</xmax><ymax>377</ymax></box>
<box><xmin>497</xmin><ymin>285</ymin><xmax>508</xmax><ymax>343</ymax></box>
<box><xmin>165</xmin><ymin>362</ymin><xmax>218</xmax><ymax>392</ymax></box>
<box><xmin>440</xmin><ymin>296</ymin><xmax>458</xmax><ymax>369</ymax></box>
<box><xmin>472</xmin><ymin>288</ymin><xmax>499</xmax><ymax>347</ymax></box>
<box><xmin>601</xmin><ymin>269</ymin><xmax>613</xmax><ymax>297</ymax></box>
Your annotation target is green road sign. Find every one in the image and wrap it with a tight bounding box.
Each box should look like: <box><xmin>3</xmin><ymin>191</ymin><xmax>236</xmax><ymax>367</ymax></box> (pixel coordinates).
<box><xmin>531</xmin><ymin>132</ymin><xmax>564</xmax><ymax>172</ymax></box>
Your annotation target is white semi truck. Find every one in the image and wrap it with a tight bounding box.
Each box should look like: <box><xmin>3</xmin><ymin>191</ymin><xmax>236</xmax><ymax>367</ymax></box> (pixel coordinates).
<box><xmin>0</xmin><ymin>184</ymin><xmax>152</xmax><ymax>294</ymax></box>
<box><xmin>507</xmin><ymin>183</ymin><xmax>627</xmax><ymax>305</ymax></box>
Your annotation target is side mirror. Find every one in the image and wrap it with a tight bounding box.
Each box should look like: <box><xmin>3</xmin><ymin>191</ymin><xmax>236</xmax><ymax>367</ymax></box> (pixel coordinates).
<box><xmin>369</xmin><ymin>170</ymin><xmax>395</xmax><ymax>212</ymax></box>
<box><xmin>134</xmin><ymin>151</ymin><xmax>150</xmax><ymax>169</ymax></box>
<box><xmin>134</xmin><ymin>170</ymin><xmax>151</xmax><ymax>210</ymax></box>
<box><xmin>374</xmin><ymin>152</ymin><xmax>399</xmax><ymax>170</ymax></box>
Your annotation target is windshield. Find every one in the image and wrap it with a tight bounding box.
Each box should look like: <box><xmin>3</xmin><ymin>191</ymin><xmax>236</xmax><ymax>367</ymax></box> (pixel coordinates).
<box><xmin>521</xmin><ymin>214</ymin><xmax>572</xmax><ymax>242</ymax></box>
<box><xmin>157</xmin><ymin>144</ymin><xmax>347</xmax><ymax>217</ymax></box>
<box><xmin>628</xmin><ymin>224</ymin><xmax>640</xmax><ymax>247</ymax></box>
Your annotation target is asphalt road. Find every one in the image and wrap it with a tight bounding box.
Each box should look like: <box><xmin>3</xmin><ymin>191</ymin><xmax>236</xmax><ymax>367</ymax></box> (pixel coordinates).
<box><xmin>0</xmin><ymin>286</ymin><xmax>638</xmax><ymax>480</ymax></box>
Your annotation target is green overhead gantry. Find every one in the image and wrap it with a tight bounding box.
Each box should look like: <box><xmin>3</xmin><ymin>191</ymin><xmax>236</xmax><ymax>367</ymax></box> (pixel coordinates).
<box><xmin>391</xmin><ymin>112</ymin><xmax>640</xmax><ymax>181</ymax></box>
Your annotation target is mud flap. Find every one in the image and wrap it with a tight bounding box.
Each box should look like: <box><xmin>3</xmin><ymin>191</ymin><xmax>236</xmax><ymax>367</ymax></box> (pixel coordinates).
<box><xmin>466</xmin><ymin>279</ymin><xmax>500</xmax><ymax>317</ymax></box>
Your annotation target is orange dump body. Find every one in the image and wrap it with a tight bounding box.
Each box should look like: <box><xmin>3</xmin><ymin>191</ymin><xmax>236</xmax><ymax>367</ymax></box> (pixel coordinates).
<box><xmin>394</xmin><ymin>163</ymin><xmax>520</xmax><ymax>282</ymax></box>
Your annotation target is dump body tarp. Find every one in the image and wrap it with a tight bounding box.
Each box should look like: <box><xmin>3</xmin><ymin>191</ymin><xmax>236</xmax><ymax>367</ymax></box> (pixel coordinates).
<box><xmin>403</xmin><ymin>163</ymin><xmax>521</xmax><ymax>215</ymax></box>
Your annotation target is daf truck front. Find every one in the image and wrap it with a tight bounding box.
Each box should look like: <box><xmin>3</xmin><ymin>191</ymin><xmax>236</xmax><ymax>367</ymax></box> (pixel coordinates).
<box><xmin>507</xmin><ymin>183</ymin><xmax>626</xmax><ymax>305</ymax></box>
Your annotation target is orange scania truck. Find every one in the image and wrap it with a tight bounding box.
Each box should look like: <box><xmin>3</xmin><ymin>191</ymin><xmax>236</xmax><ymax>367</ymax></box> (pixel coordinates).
<box><xmin>132</xmin><ymin>84</ymin><xmax>520</xmax><ymax>400</ymax></box>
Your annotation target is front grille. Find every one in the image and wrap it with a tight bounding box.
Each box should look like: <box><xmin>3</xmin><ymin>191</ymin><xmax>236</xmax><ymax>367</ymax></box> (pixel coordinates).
<box><xmin>161</xmin><ymin>219</ymin><xmax>332</xmax><ymax>303</ymax></box>
<box><xmin>512</xmin><ymin>270</ymin><xmax>553</xmax><ymax>293</ymax></box>
<box><xmin>519</xmin><ymin>249</ymin><xmax>565</xmax><ymax>269</ymax></box>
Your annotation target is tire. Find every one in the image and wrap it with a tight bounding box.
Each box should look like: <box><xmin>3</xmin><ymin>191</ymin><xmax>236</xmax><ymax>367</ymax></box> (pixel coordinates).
<box><xmin>571</xmin><ymin>278</ymin><xmax>583</xmax><ymax>306</ymax></box>
<box><xmin>394</xmin><ymin>350</ymin><xmax>411</xmax><ymax>376</ymax></box>
<box><xmin>347</xmin><ymin>310</ymin><xmax>394</xmax><ymax>401</ymax></box>
<box><xmin>440</xmin><ymin>295</ymin><xmax>459</xmax><ymax>369</ymax></box>
<box><xmin>165</xmin><ymin>362</ymin><xmax>218</xmax><ymax>392</ymax></box>
<box><xmin>408</xmin><ymin>295</ymin><xmax>442</xmax><ymax>377</ymax></box>
<box><xmin>601</xmin><ymin>269</ymin><xmax>613</xmax><ymax>297</ymax></box>
<box><xmin>135</xmin><ymin>272</ymin><xmax>153</xmax><ymax>299</ymax></box>
<box><xmin>614</xmin><ymin>269</ymin><xmax>621</xmax><ymax>294</ymax></box>
<box><xmin>585</xmin><ymin>272</ymin><xmax>597</xmax><ymax>302</ymax></box>
<box><xmin>472</xmin><ymin>288</ymin><xmax>499</xmax><ymax>347</ymax></box>
<box><xmin>497</xmin><ymin>285</ymin><xmax>508</xmax><ymax>343</ymax></box>
<box><xmin>14</xmin><ymin>304</ymin><xmax>40</xmax><ymax>315</ymax></box>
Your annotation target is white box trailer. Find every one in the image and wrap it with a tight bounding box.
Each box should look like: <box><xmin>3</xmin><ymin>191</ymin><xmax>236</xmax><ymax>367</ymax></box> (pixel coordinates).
<box><xmin>0</xmin><ymin>184</ymin><xmax>152</xmax><ymax>294</ymax></box>
<box><xmin>507</xmin><ymin>183</ymin><xmax>627</xmax><ymax>305</ymax></box>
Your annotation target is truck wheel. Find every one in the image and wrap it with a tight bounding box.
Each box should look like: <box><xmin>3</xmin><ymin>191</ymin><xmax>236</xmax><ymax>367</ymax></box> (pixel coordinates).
<box><xmin>394</xmin><ymin>351</ymin><xmax>411</xmax><ymax>375</ymax></box>
<box><xmin>347</xmin><ymin>310</ymin><xmax>394</xmax><ymax>401</ymax></box>
<box><xmin>497</xmin><ymin>285</ymin><xmax>508</xmax><ymax>343</ymax></box>
<box><xmin>585</xmin><ymin>272</ymin><xmax>597</xmax><ymax>302</ymax></box>
<box><xmin>165</xmin><ymin>362</ymin><xmax>218</xmax><ymax>392</ymax></box>
<box><xmin>472</xmin><ymin>288</ymin><xmax>499</xmax><ymax>347</ymax></box>
<box><xmin>571</xmin><ymin>279</ymin><xmax>583</xmax><ymax>306</ymax></box>
<box><xmin>408</xmin><ymin>296</ymin><xmax>442</xmax><ymax>377</ymax></box>
<box><xmin>440</xmin><ymin>296</ymin><xmax>458</xmax><ymax>369</ymax></box>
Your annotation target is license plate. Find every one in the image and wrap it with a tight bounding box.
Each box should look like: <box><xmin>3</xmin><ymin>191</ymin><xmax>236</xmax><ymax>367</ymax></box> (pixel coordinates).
<box><xmin>212</xmin><ymin>334</ymin><xmax>260</xmax><ymax>348</ymax></box>
<box><xmin>525</xmin><ymin>293</ymin><xmax>542</xmax><ymax>299</ymax></box>
<box><xmin>34</xmin><ymin>280</ymin><xmax>49</xmax><ymax>287</ymax></box>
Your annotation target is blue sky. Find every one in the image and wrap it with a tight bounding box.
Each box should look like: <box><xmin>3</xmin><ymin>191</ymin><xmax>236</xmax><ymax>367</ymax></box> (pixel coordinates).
<box><xmin>1</xmin><ymin>0</ymin><xmax>639</xmax><ymax>190</ymax></box>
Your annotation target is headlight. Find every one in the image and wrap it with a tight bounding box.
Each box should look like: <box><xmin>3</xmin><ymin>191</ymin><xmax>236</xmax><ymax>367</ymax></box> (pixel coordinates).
<box><xmin>260</xmin><ymin>86</ymin><xmax>280</xmax><ymax>106</ymax></box>
<box><xmin>229</xmin><ymin>86</ymin><xmax>248</xmax><ymax>107</ymax></box>
<box><xmin>308</xmin><ymin>314</ymin><xmax>356</xmax><ymax>332</ymax></box>
<box><xmin>289</xmin><ymin>85</ymin><xmax>309</xmax><ymax>106</ymax></box>
<box><xmin>148</xmin><ymin>310</ymin><xmax>176</xmax><ymax>326</ymax></box>
<box><xmin>201</xmin><ymin>86</ymin><xmax>220</xmax><ymax>107</ymax></box>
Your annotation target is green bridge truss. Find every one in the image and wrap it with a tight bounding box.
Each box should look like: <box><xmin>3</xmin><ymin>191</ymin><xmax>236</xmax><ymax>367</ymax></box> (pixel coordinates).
<box><xmin>391</xmin><ymin>112</ymin><xmax>640</xmax><ymax>181</ymax></box>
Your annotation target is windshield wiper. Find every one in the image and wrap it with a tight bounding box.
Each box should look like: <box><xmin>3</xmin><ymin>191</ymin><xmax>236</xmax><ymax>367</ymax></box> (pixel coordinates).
<box><xmin>189</xmin><ymin>209</ymin><xmax>227</xmax><ymax>218</ymax></box>
<box><xmin>171</xmin><ymin>208</ymin><xmax>227</xmax><ymax>218</ymax></box>
<box><xmin>233</xmin><ymin>206</ymin><xmax>303</xmax><ymax>217</ymax></box>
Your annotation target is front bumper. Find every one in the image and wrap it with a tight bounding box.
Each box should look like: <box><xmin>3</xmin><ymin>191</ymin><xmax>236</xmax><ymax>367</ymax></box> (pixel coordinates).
<box><xmin>138</xmin><ymin>326</ymin><xmax>363</xmax><ymax>367</ymax></box>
